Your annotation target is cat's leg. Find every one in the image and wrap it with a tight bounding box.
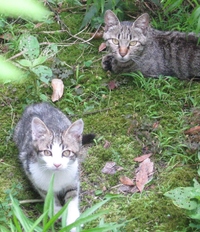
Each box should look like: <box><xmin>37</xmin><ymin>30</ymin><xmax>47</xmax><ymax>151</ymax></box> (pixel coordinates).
<box><xmin>59</xmin><ymin>187</ymin><xmax>80</xmax><ymax>232</ymax></box>
<box><xmin>102</xmin><ymin>54</ymin><xmax>114</xmax><ymax>71</ymax></box>
<box><xmin>66</xmin><ymin>196</ymin><xmax>80</xmax><ymax>226</ymax></box>
<box><xmin>54</xmin><ymin>196</ymin><xmax>62</xmax><ymax>215</ymax></box>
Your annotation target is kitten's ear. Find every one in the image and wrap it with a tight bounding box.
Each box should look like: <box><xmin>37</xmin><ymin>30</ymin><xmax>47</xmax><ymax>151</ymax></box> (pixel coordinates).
<box><xmin>65</xmin><ymin>119</ymin><xmax>84</xmax><ymax>140</ymax></box>
<box><xmin>133</xmin><ymin>13</ymin><xmax>150</xmax><ymax>34</ymax></box>
<box><xmin>104</xmin><ymin>10</ymin><xmax>120</xmax><ymax>31</ymax></box>
<box><xmin>31</xmin><ymin>117</ymin><xmax>50</xmax><ymax>141</ymax></box>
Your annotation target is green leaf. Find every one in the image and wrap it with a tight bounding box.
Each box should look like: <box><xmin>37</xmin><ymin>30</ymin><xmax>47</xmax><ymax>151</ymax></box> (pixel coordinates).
<box><xmin>80</xmin><ymin>4</ymin><xmax>97</xmax><ymax>29</ymax></box>
<box><xmin>19</xmin><ymin>35</ymin><xmax>40</xmax><ymax>61</ymax></box>
<box><xmin>32</xmin><ymin>56</ymin><xmax>48</xmax><ymax>67</ymax></box>
<box><xmin>17</xmin><ymin>59</ymin><xmax>32</xmax><ymax>67</ymax></box>
<box><xmin>84</xmin><ymin>60</ymin><xmax>93</xmax><ymax>68</ymax></box>
<box><xmin>31</xmin><ymin>65</ymin><xmax>52</xmax><ymax>84</ymax></box>
<box><xmin>41</xmin><ymin>44</ymin><xmax>58</xmax><ymax>59</ymax></box>
<box><xmin>193</xmin><ymin>179</ymin><xmax>200</xmax><ymax>189</ymax></box>
<box><xmin>0</xmin><ymin>0</ymin><xmax>50</xmax><ymax>21</ymax></box>
<box><xmin>0</xmin><ymin>56</ymin><xmax>23</xmax><ymax>83</ymax></box>
<box><xmin>164</xmin><ymin>187</ymin><xmax>198</xmax><ymax>210</ymax></box>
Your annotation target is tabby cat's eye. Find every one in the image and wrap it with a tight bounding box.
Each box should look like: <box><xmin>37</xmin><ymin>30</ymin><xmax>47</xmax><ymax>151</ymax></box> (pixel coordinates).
<box><xmin>112</xmin><ymin>38</ymin><xmax>119</xmax><ymax>45</ymax></box>
<box><xmin>43</xmin><ymin>150</ymin><xmax>52</xmax><ymax>156</ymax></box>
<box><xmin>62</xmin><ymin>150</ymin><xmax>71</xmax><ymax>157</ymax></box>
<box><xmin>129</xmin><ymin>41</ymin><xmax>137</xmax><ymax>46</ymax></box>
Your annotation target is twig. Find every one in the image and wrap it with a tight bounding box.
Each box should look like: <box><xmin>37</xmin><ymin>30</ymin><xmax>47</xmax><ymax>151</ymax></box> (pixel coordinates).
<box><xmin>8</xmin><ymin>51</ymin><xmax>24</xmax><ymax>60</ymax></box>
<box><xmin>110</xmin><ymin>184</ymin><xmax>124</xmax><ymax>189</ymax></box>
<box><xmin>81</xmin><ymin>107</ymin><xmax>113</xmax><ymax>116</ymax></box>
<box><xmin>45</xmin><ymin>1</ymin><xmax>94</xmax><ymax>45</ymax></box>
<box><xmin>39</xmin><ymin>29</ymin><xmax>70</xmax><ymax>34</ymax></box>
<box><xmin>19</xmin><ymin>199</ymin><xmax>43</xmax><ymax>204</ymax></box>
<box><xmin>9</xmin><ymin>199</ymin><xmax>43</xmax><ymax>206</ymax></box>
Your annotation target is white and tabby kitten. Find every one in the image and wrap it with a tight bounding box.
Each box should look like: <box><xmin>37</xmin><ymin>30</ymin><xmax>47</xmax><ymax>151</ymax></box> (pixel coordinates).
<box><xmin>14</xmin><ymin>103</ymin><xmax>87</xmax><ymax>231</ymax></box>
<box><xmin>102</xmin><ymin>10</ymin><xmax>200</xmax><ymax>79</ymax></box>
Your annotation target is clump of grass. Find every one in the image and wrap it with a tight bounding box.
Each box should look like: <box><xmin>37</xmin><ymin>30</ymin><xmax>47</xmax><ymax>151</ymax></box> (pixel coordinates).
<box><xmin>0</xmin><ymin>175</ymin><xmax>125</xmax><ymax>232</ymax></box>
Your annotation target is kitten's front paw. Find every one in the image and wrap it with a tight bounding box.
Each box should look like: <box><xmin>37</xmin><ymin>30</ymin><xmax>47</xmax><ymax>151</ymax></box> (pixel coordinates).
<box><xmin>102</xmin><ymin>55</ymin><xmax>114</xmax><ymax>71</ymax></box>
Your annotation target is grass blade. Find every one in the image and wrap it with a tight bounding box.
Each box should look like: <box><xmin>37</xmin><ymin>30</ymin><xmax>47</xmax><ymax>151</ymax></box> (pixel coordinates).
<box><xmin>42</xmin><ymin>174</ymin><xmax>55</xmax><ymax>228</ymax></box>
<box><xmin>43</xmin><ymin>201</ymin><xmax>69</xmax><ymax>231</ymax></box>
<box><xmin>59</xmin><ymin>210</ymin><xmax>109</xmax><ymax>232</ymax></box>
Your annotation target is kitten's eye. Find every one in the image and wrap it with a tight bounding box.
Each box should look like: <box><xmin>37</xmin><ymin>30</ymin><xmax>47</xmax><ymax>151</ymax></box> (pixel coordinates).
<box><xmin>129</xmin><ymin>41</ymin><xmax>137</xmax><ymax>46</ymax></box>
<box><xmin>62</xmin><ymin>150</ymin><xmax>71</xmax><ymax>157</ymax></box>
<box><xmin>112</xmin><ymin>39</ymin><xmax>119</xmax><ymax>45</ymax></box>
<box><xmin>43</xmin><ymin>150</ymin><xmax>52</xmax><ymax>156</ymax></box>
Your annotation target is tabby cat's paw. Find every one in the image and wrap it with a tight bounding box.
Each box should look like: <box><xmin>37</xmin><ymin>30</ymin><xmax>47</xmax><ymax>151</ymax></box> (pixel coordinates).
<box><xmin>102</xmin><ymin>55</ymin><xmax>114</xmax><ymax>71</ymax></box>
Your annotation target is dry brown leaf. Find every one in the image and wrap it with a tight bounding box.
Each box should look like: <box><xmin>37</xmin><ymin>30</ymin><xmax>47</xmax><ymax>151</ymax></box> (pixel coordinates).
<box><xmin>120</xmin><ymin>176</ymin><xmax>134</xmax><ymax>186</ymax></box>
<box><xmin>103</xmin><ymin>140</ymin><xmax>111</xmax><ymax>149</ymax></box>
<box><xmin>91</xmin><ymin>30</ymin><xmax>104</xmax><ymax>39</ymax></box>
<box><xmin>118</xmin><ymin>185</ymin><xmax>139</xmax><ymax>194</ymax></box>
<box><xmin>98</xmin><ymin>42</ymin><xmax>107</xmax><ymax>52</ymax></box>
<box><xmin>107</xmin><ymin>80</ymin><xmax>118</xmax><ymax>90</ymax></box>
<box><xmin>152</xmin><ymin>121</ymin><xmax>160</xmax><ymax>129</ymax></box>
<box><xmin>34</xmin><ymin>23</ymin><xmax>44</xmax><ymax>29</ymax></box>
<box><xmin>134</xmin><ymin>153</ymin><xmax>152</xmax><ymax>162</ymax></box>
<box><xmin>0</xmin><ymin>33</ymin><xmax>13</xmax><ymax>41</ymax></box>
<box><xmin>184</xmin><ymin>126</ymin><xmax>200</xmax><ymax>135</ymax></box>
<box><xmin>51</xmin><ymin>79</ymin><xmax>64</xmax><ymax>102</ymax></box>
<box><xmin>101</xmin><ymin>161</ymin><xmax>123</xmax><ymax>175</ymax></box>
<box><xmin>136</xmin><ymin>158</ymin><xmax>154</xmax><ymax>192</ymax></box>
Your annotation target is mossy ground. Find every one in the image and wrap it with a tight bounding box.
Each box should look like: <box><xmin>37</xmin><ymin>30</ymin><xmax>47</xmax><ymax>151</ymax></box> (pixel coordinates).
<box><xmin>1</xmin><ymin>4</ymin><xmax>200</xmax><ymax>232</ymax></box>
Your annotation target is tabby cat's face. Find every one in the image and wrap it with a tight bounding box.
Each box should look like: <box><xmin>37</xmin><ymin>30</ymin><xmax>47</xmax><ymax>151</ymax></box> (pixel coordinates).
<box><xmin>31</xmin><ymin>117</ymin><xmax>83</xmax><ymax>171</ymax></box>
<box><xmin>103</xmin><ymin>10</ymin><xmax>150</xmax><ymax>63</ymax></box>
<box><xmin>36</xmin><ymin>142</ymin><xmax>77</xmax><ymax>171</ymax></box>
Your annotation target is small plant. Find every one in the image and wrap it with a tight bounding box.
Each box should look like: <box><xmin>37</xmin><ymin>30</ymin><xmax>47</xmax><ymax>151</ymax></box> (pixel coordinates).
<box><xmin>80</xmin><ymin>0</ymin><xmax>123</xmax><ymax>29</ymax></box>
<box><xmin>0</xmin><ymin>175</ymin><xmax>125</xmax><ymax>232</ymax></box>
<box><xmin>164</xmin><ymin>152</ymin><xmax>200</xmax><ymax>229</ymax></box>
<box><xmin>17</xmin><ymin>34</ymin><xmax>58</xmax><ymax>85</ymax></box>
<box><xmin>0</xmin><ymin>0</ymin><xmax>49</xmax><ymax>82</ymax></box>
<box><xmin>162</xmin><ymin>0</ymin><xmax>200</xmax><ymax>32</ymax></box>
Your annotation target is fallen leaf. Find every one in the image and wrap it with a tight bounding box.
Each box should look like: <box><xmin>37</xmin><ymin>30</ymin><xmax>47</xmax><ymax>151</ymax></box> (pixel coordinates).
<box><xmin>91</xmin><ymin>30</ymin><xmax>104</xmax><ymax>39</ymax></box>
<box><xmin>152</xmin><ymin>121</ymin><xmax>159</xmax><ymax>129</ymax></box>
<box><xmin>103</xmin><ymin>140</ymin><xmax>111</xmax><ymax>149</ymax></box>
<box><xmin>135</xmin><ymin>158</ymin><xmax>154</xmax><ymax>192</ymax></box>
<box><xmin>120</xmin><ymin>176</ymin><xmax>134</xmax><ymax>186</ymax></box>
<box><xmin>101</xmin><ymin>161</ymin><xmax>123</xmax><ymax>175</ymax></box>
<box><xmin>134</xmin><ymin>153</ymin><xmax>152</xmax><ymax>162</ymax></box>
<box><xmin>107</xmin><ymin>80</ymin><xmax>118</xmax><ymax>90</ymax></box>
<box><xmin>98</xmin><ymin>42</ymin><xmax>107</xmax><ymax>52</ymax></box>
<box><xmin>51</xmin><ymin>79</ymin><xmax>64</xmax><ymax>102</ymax></box>
<box><xmin>118</xmin><ymin>185</ymin><xmax>139</xmax><ymax>194</ymax></box>
<box><xmin>0</xmin><ymin>33</ymin><xmax>13</xmax><ymax>41</ymax></box>
<box><xmin>34</xmin><ymin>23</ymin><xmax>44</xmax><ymax>29</ymax></box>
<box><xmin>184</xmin><ymin>126</ymin><xmax>200</xmax><ymax>135</ymax></box>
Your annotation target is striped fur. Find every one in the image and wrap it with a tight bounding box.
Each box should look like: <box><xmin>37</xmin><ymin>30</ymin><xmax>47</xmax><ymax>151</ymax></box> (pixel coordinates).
<box><xmin>14</xmin><ymin>103</ymin><xmax>84</xmax><ymax>231</ymax></box>
<box><xmin>102</xmin><ymin>10</ymin><xmax>200</xmax><ymax>80</ymax></box>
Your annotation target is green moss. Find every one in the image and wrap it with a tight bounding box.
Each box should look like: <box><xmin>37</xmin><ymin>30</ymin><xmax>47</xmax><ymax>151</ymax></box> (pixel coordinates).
<box><xmin>1</xmin><ymin>5</ymin><xmax>200</xmax><ymax>231</ymax></box>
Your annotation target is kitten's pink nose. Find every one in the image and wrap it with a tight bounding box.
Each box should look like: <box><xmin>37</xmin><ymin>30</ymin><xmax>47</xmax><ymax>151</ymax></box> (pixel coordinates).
<box><xmin>54</xmin><ymin>163</ymin><xmax>61</xmax><ymax>168</ymax></box>
<box><xmin>119</xmin><ymin>47</ymin><xmax>128</xmax><ymax>57</ymax></box>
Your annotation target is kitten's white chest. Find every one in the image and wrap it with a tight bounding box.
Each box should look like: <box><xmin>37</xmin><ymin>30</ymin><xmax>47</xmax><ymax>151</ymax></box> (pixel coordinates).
<box><xmin>28</xmin><ymin>161</ymin><xmax>78</xmax><ymax>193</ymax></box>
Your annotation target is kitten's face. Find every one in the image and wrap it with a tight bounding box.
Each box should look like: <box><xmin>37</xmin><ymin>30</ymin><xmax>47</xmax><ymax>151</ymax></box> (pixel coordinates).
<box><xmin>103</xmin><ymin>11</ymin><xmax>150</xmax><ymax>63</ymax></box>
<box><xmin>31</xmin><ymin>117</ymin><xmax>83</xmax><ymax>171</ymax></box>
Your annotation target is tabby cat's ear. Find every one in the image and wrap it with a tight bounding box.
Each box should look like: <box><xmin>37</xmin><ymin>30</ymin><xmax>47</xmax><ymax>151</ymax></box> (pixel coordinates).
<box><xmin>31</xmin><ymin>117</ymin><xmax>50</xmax><ymax>141</ymax></box>
<box><xmin>65</xmin><ymin>119</ymin><xmax>84</xmax><ymax>140</ymax></box>
<box><xmin>104</xmin><ymin>10</ymin><xmax>120</xmax><ymax>31</ymax></box>
<box><xmin>133</xmin><ymin>13</ymin><xmax>150</xmax><ymax>34</ymax></box>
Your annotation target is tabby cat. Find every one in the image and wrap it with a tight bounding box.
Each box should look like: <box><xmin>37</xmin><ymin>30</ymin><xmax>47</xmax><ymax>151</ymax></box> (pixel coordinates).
<box><xmin>102</xmin><ymin>10</ymin><xmax>200</xmax><ymax>80</ymax></box>
<box><xmin>14</xmin><ymin>103</ymin><xmax>93</xmax><ymax>231</ymax></box>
